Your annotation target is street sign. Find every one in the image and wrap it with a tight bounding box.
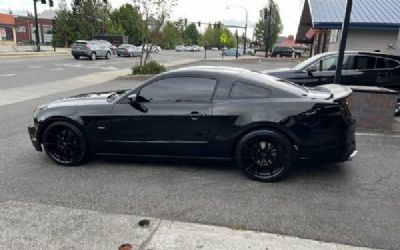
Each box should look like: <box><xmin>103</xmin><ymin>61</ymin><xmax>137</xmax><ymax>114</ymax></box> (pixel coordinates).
<box><xmin>220</xmin><ymin>33</ymin><xmax>228</xmax><ymax>44</ymax></box>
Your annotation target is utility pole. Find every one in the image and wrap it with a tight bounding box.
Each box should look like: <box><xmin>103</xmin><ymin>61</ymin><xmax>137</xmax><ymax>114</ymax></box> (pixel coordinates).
<box><xmin>33</xmin><ymin>0</ymin><xmax>40</xmax><ymax>51</ymax></box>
<box><xmin>235</xmin><ymin>29</ymin><xmax>239</xmax><ymax>59</ymax></box>
<box><xmin>335</xmin><ymin>0</ymin><xmax>353</xmax><ymax>84</ymax></box>
<box><xmin>265</xmin><ymin>1</ymin><xmax>273</xmax><ymax>57</ymax></box>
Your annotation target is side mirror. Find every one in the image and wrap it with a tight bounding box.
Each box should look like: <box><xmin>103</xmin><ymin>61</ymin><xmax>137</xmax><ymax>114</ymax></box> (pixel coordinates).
<box><xmin>306</xmin><ymin>65</ymin><xmax>317</xmax><ymax>76</ymax></box>
<box><xmin>127</xmin><ymin>93</ymin><xmax>137</xmax><ymax>103</ymax></box>
<box><xmin>127</xmin><ymin>93</ymin><xmax>148</xmax><ymax>113</ymax></box>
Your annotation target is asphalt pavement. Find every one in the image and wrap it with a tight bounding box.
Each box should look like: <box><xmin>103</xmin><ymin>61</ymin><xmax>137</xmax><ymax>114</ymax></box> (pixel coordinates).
<box><xmin>0</xmin><ymin>55</ymin><xmax>399</xmax><ymax>249</ymax></box>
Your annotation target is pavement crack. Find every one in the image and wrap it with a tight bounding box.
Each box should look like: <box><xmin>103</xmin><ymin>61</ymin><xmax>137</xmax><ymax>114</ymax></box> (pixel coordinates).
<box><xmin>137</xmin><ymin>219</ymin><xmax>163</xmax><ymax>250</ymax></box>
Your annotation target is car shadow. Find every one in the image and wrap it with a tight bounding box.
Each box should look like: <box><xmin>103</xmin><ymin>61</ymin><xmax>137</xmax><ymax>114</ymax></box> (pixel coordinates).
<box><xmin>87</xmin><ymin>155</ymin><xmax>347</xmax><ymax>182</ymax></box>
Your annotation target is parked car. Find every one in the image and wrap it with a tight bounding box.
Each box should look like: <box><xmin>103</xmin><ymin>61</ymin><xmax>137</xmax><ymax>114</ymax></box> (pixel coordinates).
<box><xmin>265</xmin><ymin>51</ymin><xmax>400</xmax><ymax>91</ymax></box>
<box><xmin>190</xmin><ymin>45</ymin><xmax>201</xmax><ymax>52</ymax></box>
<box><xmin>223</xmin><ymin>48</ymin><xmax>243</xmax><ymax>57</ymax></box>
<box><xmin>175</xmin><ymin>45</ymin><xmax>186</xmax><ymax>52</ymax></box>
<box><xmin>96</xmin><ymin>40</ymin><xmax>116</xmax><ymax>54</ymax></box>
<box><xmin>271</xmin><ymin>46</ymin><xmax>302</xmax><ymax>58</ymax></box>
<box><xmin>71</xmin><ymin>40</ymin><xmax>112</xmax><ymax>60</ymax></box>
<box><xmin>116</xmin><ymin>44</ymin><xmax>141</xmax><ymax>57</ymax></box>
<box><xmin>28</xmin><ymin>66</ymin><xmax>356</xmax><ymax>182</ymax></box>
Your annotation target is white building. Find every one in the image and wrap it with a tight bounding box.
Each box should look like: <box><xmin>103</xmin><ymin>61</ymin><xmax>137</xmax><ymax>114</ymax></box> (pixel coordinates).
<box><xmin>296</xmin><ymin>0</ymin><xmax>400</xmax><ymax>56</ymax></box>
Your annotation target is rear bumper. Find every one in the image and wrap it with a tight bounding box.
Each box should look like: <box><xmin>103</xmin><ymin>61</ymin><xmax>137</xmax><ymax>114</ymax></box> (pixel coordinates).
<box><xmin>72</xmin><ymin>51</ymin><xmax>91</xmax><ymax>57</ymax></box>
<box><xmin>28</xmin><ymin>125</ymin><xmax>42</xmax><ymax>152</ymax></box>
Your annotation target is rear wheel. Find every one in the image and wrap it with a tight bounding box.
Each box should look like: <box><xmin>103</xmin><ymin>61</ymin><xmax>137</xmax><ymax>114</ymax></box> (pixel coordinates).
<box><xmin>73</xmin><ymin>55</ymin><xmax>80</xmax><ymax>60</ymax></box>
<box><xmin>106</xmin><ymin>51</ymin><xmax>111</xmax><ymax>59</ymax></box>
<box><xmin>117</xmin><ymin>54</ymin><xmax>121</xmax><ymax>57</ymax></box>
<box><xmin>235</xmin><ymin>130</ymin><xmax>293</xmax><ymax>182</ymax></box>
<box><xmin>42</xmin><ymin>121</ymin><xmax>88</xmax><ymax>166</ymax></box>
<box><xmin>91</xmin><ymin>52</ymin><xmax>96</xmax><ymax>60</ymax></box>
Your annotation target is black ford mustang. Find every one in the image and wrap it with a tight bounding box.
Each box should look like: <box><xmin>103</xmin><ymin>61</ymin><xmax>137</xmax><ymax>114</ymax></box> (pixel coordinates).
<box><xmin>28</xmin><ymin>66</ymin><xmax>357</xmax><ymax>182</ymax></box>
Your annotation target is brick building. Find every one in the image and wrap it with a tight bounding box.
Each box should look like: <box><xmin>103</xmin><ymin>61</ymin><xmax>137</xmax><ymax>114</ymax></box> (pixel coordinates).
<box><xmin>0</xmin><ymin>12</ymin><xmax>53</xmax><ymax>46</ymax></box>
<box><xmin>0</xmin><ymin>13</ymin><xmax>16</xmax><ymax>45</ymax></box>
<box><xmin>14</xmin><ymin>16</ymin><xmax>53</xmax><ymax>45</ymax></box>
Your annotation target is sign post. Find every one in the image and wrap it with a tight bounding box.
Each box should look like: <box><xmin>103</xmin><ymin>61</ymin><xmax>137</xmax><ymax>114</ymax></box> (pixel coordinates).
<box><xmin>220</xmin><ymin>32</ymin><xmax>228</xmax><ymax>61</ymax></box>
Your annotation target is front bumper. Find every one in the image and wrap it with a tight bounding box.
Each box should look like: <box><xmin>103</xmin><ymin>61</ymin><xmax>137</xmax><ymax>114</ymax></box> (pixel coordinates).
<box><xmin>28</xmin><ymin>125</ymin><xmax>42</xmax><ymax>151</ymax></box>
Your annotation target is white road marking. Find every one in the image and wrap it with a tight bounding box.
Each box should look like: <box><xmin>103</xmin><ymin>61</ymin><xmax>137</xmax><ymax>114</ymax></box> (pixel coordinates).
<box><xmin>0</xmin><ymin>74</ymin><xmax>16</xmax><ymax>77</ymax></box>
<box><xmin>51</xmin><ymin>68</ymin><xmax>63</xmax><ymax>71</ymax></box>
<box><xmin>28</xmin><ymin>65</ymin><xmax>42</xmax><ymax>69</ymax></box>
<box><xmin>356</xmin><ymin>132</ymin><xmax>400</xmax><ymax>138</ymax></box>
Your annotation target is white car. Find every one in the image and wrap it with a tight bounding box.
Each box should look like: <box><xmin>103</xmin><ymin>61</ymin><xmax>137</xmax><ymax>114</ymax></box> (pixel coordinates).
<box><xmin>175</xmin><ymin>45</ymin><xmax>185</xmax><ymax>52</ymax></box>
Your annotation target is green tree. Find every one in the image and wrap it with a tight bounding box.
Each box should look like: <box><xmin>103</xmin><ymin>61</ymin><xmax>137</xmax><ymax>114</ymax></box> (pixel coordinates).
<box><xmin>255</xmin><ymin>0</ymin><xmax>283</xmax><ymax>52</ymax></box>
<box><xmin>110</xmin><ymin>4</ymin><xmax>143</xmax><ymax>45</ymax></box>
<box><xmin>53</xmin><ymin>0</ymin><xmax>74</xmax><ymax>47</ymax></box>
<box><xmin>160</xmin><ymin>21</ymin><xmax>183</xmax><ymax>49</ymax></box>
<box><xmin>183</xmin><ymin>23</ymin><xmax>199</xmax><ymax>45</ymax></box>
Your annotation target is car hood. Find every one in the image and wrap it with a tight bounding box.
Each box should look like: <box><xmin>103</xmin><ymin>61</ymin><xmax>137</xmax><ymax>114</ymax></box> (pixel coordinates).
<box><xmin>42</xmin><ymin>90</ymin><xmax>129</xmax><ymax>108</ymax></box>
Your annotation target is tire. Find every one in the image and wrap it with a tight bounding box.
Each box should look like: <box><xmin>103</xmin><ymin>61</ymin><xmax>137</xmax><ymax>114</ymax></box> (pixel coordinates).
<box><xmin>117</xmin><ymin>54</ymin><xmax>121</xmax><ymax>57</ymax></box>
<box><xmin>235</xmin><ymin>129</ymin><xmax>294</xmax><ymax>182</ymax></box>
<box><xmin>42</xmin><ymin>121</ymin><xmax>88</xmax><ymax>166</ymax></box>
<box><xmin>129</xmin><ymin>52</ymin><xmax>133</xmax><ymax>57</ymax></box>
<box><xmin>106</xmin><ymin>51</ymin><xmax>111</xmax><ymax>59</ymax></box>
<box><xmin>154</xmin><ymin>49</ymin><xmax>159</xmax><ymax>53</ymax></box>
<box><xmin>90</xmin><ymin>52</ymin><xmax>96</xmax><ymax>60</ymax></box>
<box><xmin>73</xmin><ymin>55</ymin><xmax>80</xmax><ymax>60</ymax></box>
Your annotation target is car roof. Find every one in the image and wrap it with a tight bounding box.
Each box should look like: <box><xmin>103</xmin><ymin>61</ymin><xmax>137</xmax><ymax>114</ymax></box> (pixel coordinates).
<box><xmin>168</xmin><ymin>66</ymin><xmax>245</xmax><ymax>77</ymax></box>
<box><xmin>319</xmin><ymin>51</ymin><xmax>400</xmax><ymax>60</ymax></box>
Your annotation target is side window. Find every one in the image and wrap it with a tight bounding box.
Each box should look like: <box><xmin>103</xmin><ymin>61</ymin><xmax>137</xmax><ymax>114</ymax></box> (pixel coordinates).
<box><xmin>320</xmin><ymin>56</ymin><xmax>338</xmax><ymax>71</ymax></box>
<box><xmin>387</xmin><ymin>59</ymin><xmax>400</xmax><ymax>69</ymax></box>
<box><xmin>375</xmin><ymin>57</ymin><xmax>387</xmax><ymax>69</ymax></box>
<box><xmin>351</xmin><ymin>56</ymin><xmax>376</xmax><ymax>70</ymax></box>
<box><xmin>229</xmin><ymin>82</ymin><xmax>271</xmax><ymax>99</ymax></box>
<box><xmin>139</xmin><ymin>77</ymin><xmax>216</xmax><ymax>103</ymax></box>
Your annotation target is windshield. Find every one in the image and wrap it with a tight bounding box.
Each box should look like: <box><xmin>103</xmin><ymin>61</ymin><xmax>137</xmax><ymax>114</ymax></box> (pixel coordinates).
<box><xmin>293</xmin><ymin>53</ymin><xmax>327</xmax><ymax>70</ymax></box>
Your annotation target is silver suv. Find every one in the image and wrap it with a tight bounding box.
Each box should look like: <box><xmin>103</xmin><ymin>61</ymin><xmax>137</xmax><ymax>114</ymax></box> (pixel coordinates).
<box><xmin>71</xmin><ymin>40</ymin><xmax>112</xmax><ymax>60</ymax></box>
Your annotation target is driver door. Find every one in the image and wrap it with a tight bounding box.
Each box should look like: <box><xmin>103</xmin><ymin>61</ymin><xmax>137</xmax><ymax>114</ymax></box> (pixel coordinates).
<box><xmin>110</xmin><ymin>76</ymin><xmax>217</xmax><ymax>156</ymax></box>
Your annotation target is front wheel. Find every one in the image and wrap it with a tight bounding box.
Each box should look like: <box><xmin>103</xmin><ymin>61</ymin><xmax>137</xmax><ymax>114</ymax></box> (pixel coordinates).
<box><xmin>42</xmin><ymin>121</ymin><xmax>88</xmax><ymax>166</ymax></box>
<box><xmin>90</xmin><ymin>53</ymin><xmax>96</xmax><ymax>60</ymax></box>
<box><xmin>73</xmin><ymin>55</ymin><xmax>80</xmax><ymax>60</ymax></box>
<box><xmin>235</xmin><ymin>130</ymin><xmax>294</xmax><ymax>182</ymax></box>
<box><xmin>106</xmin><ymin>51</ymin><xmax>111</xmax><ymax>59</ymax></box>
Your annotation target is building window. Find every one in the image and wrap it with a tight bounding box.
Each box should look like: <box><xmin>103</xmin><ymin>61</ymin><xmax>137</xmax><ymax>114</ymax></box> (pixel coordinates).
<box><xmin>43</xmin><ymin>25</ymin><xmax>52</xmax><ymax>34</ymax></box>
<box><xmin>16</xmin><ymin>26</ymin><xmax>26</xmax><ymax>33</ymax></box>
<box><xmin>330</xmin><ymin>30</ymin><xmax>339</xmax><ymax>43</ymax></box>
<box><xmin>0</xmin><ymin>26</ymin><xmax>14</xmax><ymax>41</ymax></box>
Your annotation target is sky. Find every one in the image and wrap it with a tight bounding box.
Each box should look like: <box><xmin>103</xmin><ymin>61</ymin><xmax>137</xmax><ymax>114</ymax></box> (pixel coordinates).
<box><xmin>0</xmin><ymin>0</ymin><xmax>304</xmax><ymax>37</ymax></box>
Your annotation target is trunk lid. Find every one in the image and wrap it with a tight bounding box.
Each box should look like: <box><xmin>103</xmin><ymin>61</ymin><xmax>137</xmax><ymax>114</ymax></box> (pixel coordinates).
<box><xmin>314</xmin><ymin>84</ymin><xmax>353</xmax><ymax>101</ymax></box>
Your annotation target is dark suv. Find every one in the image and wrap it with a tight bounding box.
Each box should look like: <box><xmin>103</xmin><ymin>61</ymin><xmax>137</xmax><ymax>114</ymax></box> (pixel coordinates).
<box><xmin>266</xmin><ymin>51</ymin><xmax>400</xmax><ymax>92</ymax></box>
<box><xmin>271</xmin><ymin>46</ymin><xmax>302</xmax><ymax>58</ymax></box>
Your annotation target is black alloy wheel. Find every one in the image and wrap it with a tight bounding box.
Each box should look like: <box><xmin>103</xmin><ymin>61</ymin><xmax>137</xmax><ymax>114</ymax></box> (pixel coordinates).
<box><xmin>236</xmin><ymin>130</ymin><xmax>293</xmax><ymax>182</ymax></box>
<box><xmin>42</xmin><ymin>122</ymin><xmax>87</xmax><ymax>166</ymax></box>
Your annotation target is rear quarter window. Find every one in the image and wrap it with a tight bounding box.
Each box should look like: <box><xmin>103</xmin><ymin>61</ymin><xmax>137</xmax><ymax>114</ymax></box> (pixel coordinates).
<box><xmin>387</xmin><ymin>59</ymin><xmax>400</xmax><ymax>69</ymax></box>
<box><xmin>229</xmin><ymin>82</ymin><xmax>271</xmax><ymax>99</ymax></box>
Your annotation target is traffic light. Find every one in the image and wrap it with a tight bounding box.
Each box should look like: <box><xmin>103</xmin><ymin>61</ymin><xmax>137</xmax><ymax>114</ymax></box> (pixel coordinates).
<box><xmin>264</xmin><ymin>8</ymin><xmax>268</xmax><ymax>18</ymax></box>
<box><xmin>49</xmin><ymin>0</ymin><xmax>54</xmax><ymax>7</ymax></box>
<box><xmin>103</xmin><ymin>0</ymin><xmax>107</xmax><ymax>3</ymax></box>
<box><xmin>52</xmin><ymin>19</ymin><xmax>56</xmax><ymax>33</ymax></box>
<box><xmin>41</xmin><ymin>0</ymin><xmax>46</xmax><ymax>4</ymax></box>
<box><xmin>184</xmin><ymin>18</ymin><xmax>188</xmax><ymax>27</ymax></box>
<box><xmin>198</xmin><ymin>21</ymin><xmax>201</xmax><ymax>27</ymax></box>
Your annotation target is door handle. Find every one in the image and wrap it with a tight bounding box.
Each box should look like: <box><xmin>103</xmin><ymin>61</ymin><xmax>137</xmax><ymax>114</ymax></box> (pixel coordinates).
<box><xmin>187</xmin><ymin>111</ymin><xmax>205</xmax><ymax>120</ymax></box>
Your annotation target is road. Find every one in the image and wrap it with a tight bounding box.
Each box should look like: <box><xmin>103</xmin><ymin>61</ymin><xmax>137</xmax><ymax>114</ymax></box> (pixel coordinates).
<box><xmin>0</xmin><ymin>56</ymin><xmax>399</xmax><ymax>250</ymax></box>
<box><xmin>0</xmin><ymin>50</ymin><xmax>221</xmax><ymax>89</ymax></box>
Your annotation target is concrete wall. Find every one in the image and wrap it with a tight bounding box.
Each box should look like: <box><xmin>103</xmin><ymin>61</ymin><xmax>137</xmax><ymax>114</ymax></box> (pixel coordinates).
<box><xmin>328</xmin><ymin>29</ymin><xmax>399</xmax><ymax>54</ymax></box>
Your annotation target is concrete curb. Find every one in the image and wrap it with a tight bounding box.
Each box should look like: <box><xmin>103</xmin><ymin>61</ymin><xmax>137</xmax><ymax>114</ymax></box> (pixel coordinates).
<box><xmin>0</xmin><ymin>201</ymin><xmax>378</xmax><ymax>250</ymax></box>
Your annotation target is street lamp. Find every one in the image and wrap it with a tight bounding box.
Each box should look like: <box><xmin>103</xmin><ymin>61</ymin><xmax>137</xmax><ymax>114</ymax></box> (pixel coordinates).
<box><xmin>226</xmin><ymin>5</ymin><xmax>248</xmax><ymax>55</ymax></box>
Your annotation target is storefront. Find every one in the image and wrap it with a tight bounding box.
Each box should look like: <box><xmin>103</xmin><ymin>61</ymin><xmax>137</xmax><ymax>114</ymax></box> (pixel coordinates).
<box><xmin>0</xmin><ymin>13</ymin><xmax>16</xmax><ymax>45</ymax></box>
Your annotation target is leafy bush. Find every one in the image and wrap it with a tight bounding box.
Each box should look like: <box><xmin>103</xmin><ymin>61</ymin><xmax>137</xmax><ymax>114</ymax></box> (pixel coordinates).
<box><xmin>132</xmin><ymin>61</ymin><xmax>166</xmax><ymax>75</ymax></box>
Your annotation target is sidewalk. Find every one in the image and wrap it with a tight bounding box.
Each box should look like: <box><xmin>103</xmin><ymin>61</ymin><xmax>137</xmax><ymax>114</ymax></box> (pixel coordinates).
<box><xmin>0</xmin><ymin>200</ymin><xmax>376</xmax><ymax>250</ymax></box>
<box><xmin>0</xmin><ymin>46</ymin><xmax>70</xmax><ymax>58</ymax></box>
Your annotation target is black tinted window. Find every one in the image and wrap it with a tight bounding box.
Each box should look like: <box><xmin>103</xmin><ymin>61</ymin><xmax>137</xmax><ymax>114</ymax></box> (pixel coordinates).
<box><xmin>375</xmin><ymin>57</ymin><xmax>387</xmax><ymax>69</ymax></box>
<box><xmin>352</xmin><ymin>56</ymin><xmax>376</xmax><ymax>70</ymax></box>
<box><xmin>387</xmin><ymin>59</ymin><xmax>400</xmax><ymax>68</ymax></box>
<box><xmin>230</xmin><ymin>82</ymin><xmax>271</xmax><ymax>99</ymax></box>
<box><xmin>139</xmin><ymin>77</ymin><xmax>216</xmax><ymax>103</ymax></box>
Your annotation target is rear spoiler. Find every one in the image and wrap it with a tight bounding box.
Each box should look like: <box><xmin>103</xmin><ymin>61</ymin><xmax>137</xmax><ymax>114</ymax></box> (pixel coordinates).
<box><xmin>317</xmin><ymin>84</ymin><xmax>353</xmax><ymax>100</ymax></box>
